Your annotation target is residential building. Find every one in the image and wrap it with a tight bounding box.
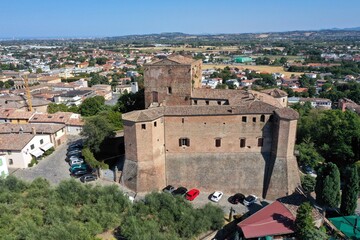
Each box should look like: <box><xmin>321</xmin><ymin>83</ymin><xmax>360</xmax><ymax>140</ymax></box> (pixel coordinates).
<box><xmin>0</xmin><ymin>133</ymin><xmax>51</xmax><ymax>168</ymax></box>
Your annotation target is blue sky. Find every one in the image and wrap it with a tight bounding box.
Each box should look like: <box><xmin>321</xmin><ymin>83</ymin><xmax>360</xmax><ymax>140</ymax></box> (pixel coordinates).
<box><xmin>1</xmin><ymin>0</ymin><xmax>359</xmax><ymax>38</ymax></box>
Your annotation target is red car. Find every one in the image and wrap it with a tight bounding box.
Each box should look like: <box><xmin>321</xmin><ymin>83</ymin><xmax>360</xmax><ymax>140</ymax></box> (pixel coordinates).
<box><xmin>185</xmin><ymin>188</ymin><xmax>200</xmax><ymax>201</ymax></box>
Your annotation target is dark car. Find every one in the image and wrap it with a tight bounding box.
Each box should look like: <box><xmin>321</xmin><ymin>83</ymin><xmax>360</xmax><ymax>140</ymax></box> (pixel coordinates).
<box><xmin>229</xmin><ymin>193</ymin><xmax>245</xmax><ymax>204</ymax></box>
<box><xmin>162</xmin><ymin>185</ymin><xmax>175</xmax><ymax>193</ymax></box>
<box><xmin>67</xmin><ymin>149</ymin><xmax>82</xmax><ymax>156</ymax></box>
<box><xmin>71</xmin><ymin>169</ymin><xmax>90</xmax><ymax>177</ymax></box>
<box><xmin>172</xmin><ymin>187</ymin><xmax>188</xmax><ymax>196</ymax></box>
<box><xmin>80</xmin><ymin>174</ymin><xmax>97</xmax><ymax>183</ymax></box>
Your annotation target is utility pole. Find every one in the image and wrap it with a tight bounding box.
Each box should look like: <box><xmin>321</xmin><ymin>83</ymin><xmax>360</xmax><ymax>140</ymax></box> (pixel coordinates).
<box><xmin>23</xmin><ymin>75</ymin><xmax>33</xmax><ymax>111</ymax></box>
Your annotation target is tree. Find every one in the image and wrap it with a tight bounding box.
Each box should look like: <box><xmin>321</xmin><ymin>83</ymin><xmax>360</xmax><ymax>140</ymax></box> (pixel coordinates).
<box><xmin>78</xmin><ymin>96</ymin><xmax>105</xmax><ymax>116</ymax></box>
<box><xmin>36</xmin><ymin>68</ymin><xmax>43</xmax><ymax>73</ymax></box>
<box><xmin>117</xmin><ymin>89</ymin><xmax>145</xmax><ymax>113</ymax></box>
<box><xmin>81</xmin><ymin>115</ymin><xmax>115</xmax><ymax>152</ymax></box>
<box><xmin>295</xmin><ymin>202</ymin><xmax>315</xmax><ymax>239</ymax></box>
<box><xmin>301</xmin><ymin>175</ymin><xmax>316</xmax><ymax>193</ymax></box>
<box><xmin>340</xmin><ymin>165</ymin><xmax>359</xmax><ymax>215</ymax></box>
<box><xmin>296</xmin><ymin>139</ymin><xmax>324</xmax><ymax>168</ymax></box>
<box><xmin>295</xmin><ymin>202</ymin><xmax>328</xmax><ymax>240</ymax></box>
<box><xmin>47</xmin><ymin>103</ymin><xmax>78</xmax><ymax>114</ymax></box>
<box><xmin>82</xmin><ymin>147</ymin><xmax>108</xmax><ymax>173</ymax></box>
<box><xmin>315</xmin><ymin>162</ymin><xmax>341</xmax><ymax>208</ymax></box>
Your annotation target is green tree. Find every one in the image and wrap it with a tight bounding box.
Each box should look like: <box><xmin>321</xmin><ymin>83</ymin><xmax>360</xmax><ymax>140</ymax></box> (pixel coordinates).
<box><xmin>117</xmin><ymin>89</ymin><xmax>145</xmax><ymax>113</ymax></box>
<box><xmin>296</xmin><ymin>139</ymin><xmax>324</xmax><ymax>168</ymax></box>
<box><xmin>82</xmin><ymin>147</ymin><xmax>108</xmax><ymax>172</ymax></box>
<box><xmin>81</xmin><ymin>115</ymin><xmax>115</xmax><ymax>152</ymax></box>
<box><xmin>36</xmin><ymin>68</ymin><xmax>43</xmax><ymax>73</ymax></box>
<box><xmin>340</xmin><ymin>165</ymin><xmax>359</xmax><ymax>215</ymax></box>
<box><xmin>79</xmin><ymin>96</ymin><xmax>105</xmax><ymax>116</ymax></box>
<box><xmin>315</xmin><ymin>162</ymin><xmax>341</xmax><ymax>208</ymax></box>
<box><xmin>295</xmin><ymin>202</ymin><xmax>327</xmax><ymax>240</ymax></box>
<box><xmin>301</xmin><ymin>175</ymin><xmax>316</xmax><ymax>193</ymax></box>
<box><xmin>295</xmin><ymin>202</ymin><xmax>315</xmax><ymax>239</ymax></box>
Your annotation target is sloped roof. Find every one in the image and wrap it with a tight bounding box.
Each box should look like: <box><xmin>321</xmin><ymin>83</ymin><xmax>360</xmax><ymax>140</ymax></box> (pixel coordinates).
<box><xmin>329</xmin><ymin>215</ymin><xmax>360</xmax><ymax>239</ymax></box>
<box><xmin>0</xmin><ymin>123</ymin><xmax>65</xmax><ymax>134</ymax></box>
<box><xmin>274</xmin><ymin>108</ymin><xmax>299</xmax><ymax>120</ymax></box>
<box><xmin>123</xmin><ymin>101</ymin><xmax>277</xmax><ymax>122</ymax></box>
<box><xmin>148</xmin><ymin>55</ymin><xmax>198</xmax><ymax>65</ymax></box>
<box><xmin>238</xmin><ymin>201</ymin><xmax>295</xmax><ymax>238</ymax></box>
<box><xmin>0</xmin><ymin>134</ymin><xmax>35</xmax><ymax>151</ymax></box>
<box><xmin>261</xmin><ymin>88</ymin><xmax>288</xmax><ymax>98</ymax></box>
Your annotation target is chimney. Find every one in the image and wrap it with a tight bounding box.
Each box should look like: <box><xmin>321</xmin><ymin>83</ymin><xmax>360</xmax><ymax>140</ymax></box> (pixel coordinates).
<box><xmin>31</xmin><ymin>127</ymin><xmax>36</xmax><ymax>135</ymax></box>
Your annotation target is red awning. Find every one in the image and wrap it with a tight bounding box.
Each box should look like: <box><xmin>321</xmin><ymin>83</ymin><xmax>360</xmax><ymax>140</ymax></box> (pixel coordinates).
<box><xmin>238</xmin><ymin>201</ymin><xmax>295</xmax><ymax>238</ymax></box>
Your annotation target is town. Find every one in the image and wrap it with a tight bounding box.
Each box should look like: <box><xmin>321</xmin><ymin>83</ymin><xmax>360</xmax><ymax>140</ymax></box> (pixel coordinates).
<box><xmin>1</xmin><ymin>3</ymin><xmax>360</xmax><ymax>239</ymax></box>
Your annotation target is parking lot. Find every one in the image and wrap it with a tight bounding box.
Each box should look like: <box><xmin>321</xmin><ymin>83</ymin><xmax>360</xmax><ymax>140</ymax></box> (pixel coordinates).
<box><xmin>10</xmin><ymin>139</ymin><xmax>270</xmax><ymax>215</ymax></box>
<box><xmin>11</xmin><ymin>142</ymin><xmax>71</xmax><ymax>185</ymax></box>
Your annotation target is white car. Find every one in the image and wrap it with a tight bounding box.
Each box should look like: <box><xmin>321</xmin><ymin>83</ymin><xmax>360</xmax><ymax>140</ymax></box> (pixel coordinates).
<box><xmin>243</xmin><ymin>195</ymin><xmax>258</xmax><ymax>206</ymax></box>
<box><xmin>70</xmin><ymin>159</ymin><xmax>84</xmax><ymax>166</ymax></box>
<box><xmin>210</xmin><ymin>191</ymin><xmax>223</xmax><ymax>202</ymax></box>
<box><xmin>69</xmin><ymin>156</ymin><xmax>83</xmax><ymax>162</ymax></box>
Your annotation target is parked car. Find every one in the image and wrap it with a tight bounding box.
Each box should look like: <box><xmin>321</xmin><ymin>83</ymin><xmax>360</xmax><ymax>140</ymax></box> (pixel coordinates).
<box><xmin>172</xmin><ymin>187</ymin><xmax>188</xmax><ymax>196</ymax></box>
<box><xmin>67</xmin><ymin>149</ymin><xmax>82</xmax><ymax>156</ymax></box>
<box><xmin>210</xmin><ymin>191</ymin><xmax>223</xmax><ymax>202</ymax></box>
<box><xmin>302</xmin><ymin>165</ymin><xmax>317</xmax><ymax>176</ymax></box>
<box><xmin>163</xmin><ymin>185</ymin><xmax>175</xmax><ymax>193</ymax></box>
<box><xmin>66</xmin><ymin>153</ymin><xmax>83</xmax><ymax>162</ymax></box>
<box><xmin>69</xmin><ymin>142</ymin><xmax>83</xmax><ymax>149</ymax></box>
<box><xmin>71</xmin><ymin>169</ymin><xmax>90</xmax><ymax>177</ymax></box>
<box><xmin>80</xmin><ymin>174</ymin><xmax>97</xmax><ymax>183</ymax></box>
<box><xmin>69</xmin><ymin>163</ymin><xmax>88</xmax><ymax>172</ymax></box>
<box><xmin>186</xmin><ymin>188</ymin><xmax>200</xmax><ymax>201</ymax></box>
<box><xmin>70</xmin><ymin>159</ymin><xmax>84</xmax><ymax>166</ymax></box>
<box><xmin>68</xmin><ymin>155</ymin><xmax>83</xmax><ymax>162</ymax></box>
<box><xmin>228</xmin><ymin>193</ymin><xmax>245</xmax><ymax>204</ymax></box>
<box><xmin>243</xmin><ymin>195</ymin><xmax>258</xmax><ymax>206</ymax></box>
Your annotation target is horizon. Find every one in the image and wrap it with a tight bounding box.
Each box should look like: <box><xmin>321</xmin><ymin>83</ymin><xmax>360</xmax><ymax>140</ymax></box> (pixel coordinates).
<box><xmin>1</xmin><ymin>0</ymin><xmax>360</xmax><ymax>38</ymax></box>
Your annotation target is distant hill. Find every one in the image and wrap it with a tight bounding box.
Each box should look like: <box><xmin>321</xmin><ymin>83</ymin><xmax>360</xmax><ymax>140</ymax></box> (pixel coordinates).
<box><xmin>328</xmin><ymin>27</ymin><xmax>360</xmax><ymax>31</ymax></box>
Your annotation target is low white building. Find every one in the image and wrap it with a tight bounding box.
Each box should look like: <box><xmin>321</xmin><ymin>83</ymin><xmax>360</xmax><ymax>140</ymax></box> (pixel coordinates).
<box><xmin>0</xmin><ymin>134</ymin><xmax>52</xmax><ymax>168</ymax></box>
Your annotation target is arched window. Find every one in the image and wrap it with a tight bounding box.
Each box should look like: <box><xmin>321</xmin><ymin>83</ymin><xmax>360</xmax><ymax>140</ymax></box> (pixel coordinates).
<box><xmin>260</xmin><ymin>115</ymin><xmax>265</xmax><ymax>122</ymax></box>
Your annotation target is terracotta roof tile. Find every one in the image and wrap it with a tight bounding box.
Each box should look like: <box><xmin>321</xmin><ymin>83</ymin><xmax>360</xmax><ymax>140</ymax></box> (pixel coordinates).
<box><xmin>0</xmin><ymin>134</ymin><xmax>34</xmax><ymax>151</ymax></box>
<box><xmin>274</xmin><ymin>108</ymin><xmax>299</xmax><ymax>120</ymax></box>
<box><xmin>0</xmin><ymin>123</ymin><xmax>65</xmax><ymax>134</ymax></box>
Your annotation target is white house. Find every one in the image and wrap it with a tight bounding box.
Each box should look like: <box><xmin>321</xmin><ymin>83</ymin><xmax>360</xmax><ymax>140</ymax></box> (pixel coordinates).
<box><xmin>0</xmin><ymin>134</ymin><xmax>51</xmax><ymax>168</ymax></box>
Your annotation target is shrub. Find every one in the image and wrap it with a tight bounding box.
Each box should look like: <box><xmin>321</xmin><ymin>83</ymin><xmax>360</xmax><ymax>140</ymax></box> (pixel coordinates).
<box><xmin>301</xmin><ymin>175</ymin><xmax>316</xmax><ymax>193</ymax></box>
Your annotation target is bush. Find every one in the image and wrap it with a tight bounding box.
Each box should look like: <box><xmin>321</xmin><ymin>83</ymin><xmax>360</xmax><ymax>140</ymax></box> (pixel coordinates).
<box><xmin>43</xmin><ymin>147</ymin><xmax>55</xmax><ymax>157</ymax></box>
<box><xmin>301</xmin><ymin>175</ymin><xmax>316</xmax><ymax>193</ymax></box>
<box><xmin>28</xmin><ymin>157</ymin><xmax>38</xmax><ymax>167</ymax></box>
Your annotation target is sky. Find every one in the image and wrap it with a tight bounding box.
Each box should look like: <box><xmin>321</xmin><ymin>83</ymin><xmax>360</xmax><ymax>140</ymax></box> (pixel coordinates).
<box><xmin>1</xmin><ymin>0</ymin><xmax>359</xmax><ymax>38</ymax></box>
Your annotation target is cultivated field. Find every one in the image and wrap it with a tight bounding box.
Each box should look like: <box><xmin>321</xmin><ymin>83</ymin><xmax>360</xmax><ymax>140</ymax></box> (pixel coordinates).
<box><xmin>203</xmin><ymin>64</ymin><xmax>304</xmax><ymax>78</ymax></box>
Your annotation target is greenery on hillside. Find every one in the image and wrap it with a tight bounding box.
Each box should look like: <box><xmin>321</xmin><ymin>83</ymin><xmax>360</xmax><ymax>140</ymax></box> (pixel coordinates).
<box><xmin>0</xmin><ymin>176</ymin><xmax>223</xmax><ymax>240</ymax></box>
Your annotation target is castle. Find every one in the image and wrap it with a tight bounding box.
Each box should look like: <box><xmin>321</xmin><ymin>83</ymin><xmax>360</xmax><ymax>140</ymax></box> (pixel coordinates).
<box><xmin>122</xmin><ymin>55</ymin><xmax>300</xmax><ymax>200</ymax></box>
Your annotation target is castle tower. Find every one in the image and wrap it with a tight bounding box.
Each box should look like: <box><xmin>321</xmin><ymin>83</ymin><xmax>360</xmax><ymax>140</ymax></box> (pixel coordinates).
<box><xmin>264</xmin><ymin>108</ymin><xmax>300</xmax><ymax>199</ymax></box>
<box><xmin>144</xmin><ymin>55</ymin><xmax>202</xmax><ymax>108</ymax></box>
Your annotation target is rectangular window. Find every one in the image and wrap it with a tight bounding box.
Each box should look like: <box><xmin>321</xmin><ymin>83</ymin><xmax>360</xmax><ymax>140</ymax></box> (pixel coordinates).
<box><xmin>205</xmin><ymin>100</ymin><xmax>209</xmax><ymax>105</ymax></box>
<box><xmin>154</xmin><ymin>121</ymin><xmax>157</xmax><ymax>127</ymax></box>
<box><xmin>179</xmin><ymin>138</ymin><xmax>190</xmax><ymax>147</ymax></box>
<box><xmin>242</xmin><ymin>116</ymin><xmax>247</xmax><ymax>122</ymax></box>
<box><xmin>253</xmin><ymin>117</ymin><xmax>256</xmax><ymax>122</ymax></box>
<box><xmin>182</xmin><ymin>118</ymin><xmax>184</xmax><ymax>123</ymax></box>
<box><xmin>40</xmin><ymin>139</ymin><xmax>44</xmax><ymax>144</ymax></box>
<box><xmin>141</xmin><ymin>124</ymin><xmax>146</xmax><ymax>130</ymax></box>
<box><xmin>7</xmin><ymin>150</ymin><xmax>11</xmax><ymax>155</ymax></box>
<box><xmin>194</xmin><ymin>100</ymin><xmax>198</xmax><ymax>105</ymax></box>
<box><xmin>30</xmin><ymin>144</ymin><xmax>35</xmax><ymax>150</ymax></box>
<box><xmin>215</xmin><ymin>138</ymin><xmax>221</xmax><ymax>147</ymax></box>
<box><xmin>258</xmin><ymin>138</ymin><xmax>264</xmax><ymax>147</ymax></box>
<box><xmin>9</xmin><ymin>159</ymin><xmax>13</xmax><ymax>165</ymax></box>
<box><xmin>240</xmin><ymin>138</ymin><xmax>246</xmax><ymax>148</ymax></box>
<box><xmin>167</xmin><ymin>87</ymin><xmax>172</xmax><ymax>94</ymax></box>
